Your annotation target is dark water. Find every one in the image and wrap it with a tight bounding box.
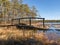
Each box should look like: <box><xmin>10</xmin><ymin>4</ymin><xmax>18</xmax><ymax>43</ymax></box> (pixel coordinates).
<box><xmin>38</xmin><ymin>23</ymin><xmax>60</xmax><ymax>41</ymax></box>
<box><xmin>45</xmin><ymin>26</ymin><xmax>60</xmax><ymax>40</ymax></box>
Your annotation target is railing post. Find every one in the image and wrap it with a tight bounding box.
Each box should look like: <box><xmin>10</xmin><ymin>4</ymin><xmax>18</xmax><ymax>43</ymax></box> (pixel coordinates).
<box><xmin>43</xmin><ymin>18</ymin><xmax>45</xmax><ymax>28</ymax></box>
<box><xmin>29</xmin><ymin>18</ymin><xmax>31</xmax><ymax>26</ymax></box>
<box><xmin>11</xmin><ymin>19</ymin><xmax>13</xmax><ymax>25</ymax></box>
<box><xmin>19</xmin><ymin>19</ymin><xmax>20</xmax><ymax>24</ymax></box>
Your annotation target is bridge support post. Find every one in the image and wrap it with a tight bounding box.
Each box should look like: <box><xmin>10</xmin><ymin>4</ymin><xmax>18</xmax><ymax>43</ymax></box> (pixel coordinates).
<box><xmin>11</xmin><ymin>19</ymin><xmax>13</xmax><ymax>25</ymax></box>
<box><xmin>19</xmin><ymin>19</ymin><xmax>20</xmax><ymax>24</ymax></box>
<box><xmin>29</xmin><ymin>18</ymin><xmax>31</xmax><ymax>26</ymax></box>
<box><xmin>43</xmin><ymin>18</ymin><xmax>45</xmax><ymax>28</ymax></box>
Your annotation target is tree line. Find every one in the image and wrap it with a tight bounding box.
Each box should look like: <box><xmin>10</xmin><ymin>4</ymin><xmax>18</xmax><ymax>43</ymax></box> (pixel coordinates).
<box><xmin>0</xmin><ymin>0</ymin><xmax>38</xmax><ymax>21</ymax></box>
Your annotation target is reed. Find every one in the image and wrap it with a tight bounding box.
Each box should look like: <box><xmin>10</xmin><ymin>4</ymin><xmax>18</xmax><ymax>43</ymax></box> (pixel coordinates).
<box><xmin>0</xmin><ymin>27</ymin><xmax>59</xmax><ymax>45</ymax></box>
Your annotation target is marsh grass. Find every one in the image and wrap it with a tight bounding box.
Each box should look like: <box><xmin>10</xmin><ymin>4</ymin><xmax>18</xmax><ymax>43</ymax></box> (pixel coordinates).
<box><xmin>0</xmin><ymin>27</ymin><xmax>59</xmax><ymax>45</ymax></box>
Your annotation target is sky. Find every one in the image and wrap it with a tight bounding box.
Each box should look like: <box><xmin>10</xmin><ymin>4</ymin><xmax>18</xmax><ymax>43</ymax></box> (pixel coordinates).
<box><xmin>23</xmin><ymin>0</ymin><xmax>60</xmax><ymax>20</ymax></box>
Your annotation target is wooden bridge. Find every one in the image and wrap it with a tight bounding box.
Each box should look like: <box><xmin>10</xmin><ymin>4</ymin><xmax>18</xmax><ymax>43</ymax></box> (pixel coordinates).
<box><xmin>0</xmin><ymin>17</ymin><xmax>45</xmax><ymax>30</ymax></box>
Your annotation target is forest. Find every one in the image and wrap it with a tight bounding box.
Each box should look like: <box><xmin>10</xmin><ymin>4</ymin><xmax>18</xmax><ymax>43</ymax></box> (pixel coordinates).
<box><xmin>0</xmin><ymin>0</ymin><xmax>37</xmax><ymax>21</ymax></box>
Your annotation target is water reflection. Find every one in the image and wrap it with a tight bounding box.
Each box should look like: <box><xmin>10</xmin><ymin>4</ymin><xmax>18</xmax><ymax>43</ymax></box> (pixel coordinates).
<box><xmin>43</xmin><ymin>24</ymin><xmax>60</xmax><ymax>40</ymax></box>
<box><xmin>35</xmin><ymin>23</ymin><xmax>60</xmax><ymax>41</ymax></box>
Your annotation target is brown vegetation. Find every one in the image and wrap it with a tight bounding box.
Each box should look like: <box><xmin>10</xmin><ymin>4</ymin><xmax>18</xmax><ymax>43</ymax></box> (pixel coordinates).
<box><xmin>0</xmin><ymin>27</ymin><xmax>60</xmax><ymax>45</ymax></box>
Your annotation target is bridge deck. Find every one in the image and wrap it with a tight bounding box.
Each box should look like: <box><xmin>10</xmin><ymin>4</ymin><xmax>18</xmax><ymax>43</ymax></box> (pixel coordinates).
<box><xmin>0</xmin><ymin>25</ymin><xmax>16</xmax><ymax>27</ymax></box>
<box><xmin>0</xmin><ymin>23</ymin><xmax>46</xmax><ymax>30</ymax></box>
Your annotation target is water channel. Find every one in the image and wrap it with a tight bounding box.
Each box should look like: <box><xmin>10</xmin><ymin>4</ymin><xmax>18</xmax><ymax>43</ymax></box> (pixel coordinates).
<box><xmin>36</xmin><ymin>22</ymin><xmax>60</xmax><ymax>41</ymax></box>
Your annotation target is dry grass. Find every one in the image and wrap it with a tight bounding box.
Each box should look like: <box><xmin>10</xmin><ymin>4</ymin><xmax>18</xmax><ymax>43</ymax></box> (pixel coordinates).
<box><xmin>0</xmin><ymin>27</ymin><xmax>47</xmax><ymax>40</ymax></box>
<box><xmin>0</xmin><ymin>27</ymin><xmax>59</xmax><ymax>45</ymax></box>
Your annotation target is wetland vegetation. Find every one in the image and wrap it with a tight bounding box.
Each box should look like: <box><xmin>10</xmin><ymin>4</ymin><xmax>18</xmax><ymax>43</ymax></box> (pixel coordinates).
<box><xmin>0</xmin><ymin>0</ymin><xmax>60</xmax><ymax>45</ymax></box>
